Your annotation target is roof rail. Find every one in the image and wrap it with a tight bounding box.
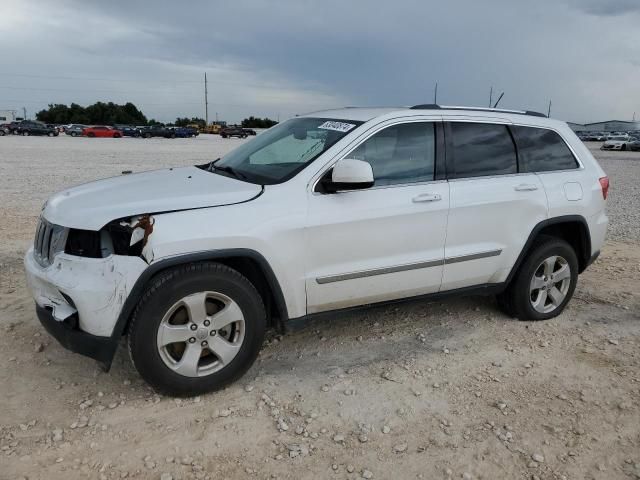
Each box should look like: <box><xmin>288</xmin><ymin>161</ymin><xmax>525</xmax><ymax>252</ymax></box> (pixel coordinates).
<box><xmin>409</xmin><ymin>104</ymin><xmax>548</xmax><ymax>118</ymax></box>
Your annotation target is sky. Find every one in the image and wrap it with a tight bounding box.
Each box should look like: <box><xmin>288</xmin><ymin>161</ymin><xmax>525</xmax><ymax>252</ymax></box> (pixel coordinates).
<box><xmin>1</xmin><ymin>0</ymin><xmax>639</xmax><ymax>124</ymax></box>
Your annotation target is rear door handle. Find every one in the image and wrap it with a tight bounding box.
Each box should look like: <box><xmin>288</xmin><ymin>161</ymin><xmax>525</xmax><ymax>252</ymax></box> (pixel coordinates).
<box><xmin>514</xmin><ymin>184</ymin><xmax>538</xmax><ymax>191</ymax></box>
<box><xmin>412</xmin><ymin>193</ymin><xmax>442</xmax><ymax>203</ymax></box>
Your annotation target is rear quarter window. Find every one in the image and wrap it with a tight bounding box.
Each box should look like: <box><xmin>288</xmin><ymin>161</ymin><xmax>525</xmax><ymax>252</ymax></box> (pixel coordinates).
<box><xmin>510</xmin><ymin>126</ymin><xmax>579</xmax><ymax>172</ymax></box>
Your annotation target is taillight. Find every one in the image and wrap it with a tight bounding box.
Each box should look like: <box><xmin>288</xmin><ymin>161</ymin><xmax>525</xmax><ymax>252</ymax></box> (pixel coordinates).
<box><xmin>599</xmin><ymin>176</ymin><xmax>609</xmax><ymax>200</ymax></box>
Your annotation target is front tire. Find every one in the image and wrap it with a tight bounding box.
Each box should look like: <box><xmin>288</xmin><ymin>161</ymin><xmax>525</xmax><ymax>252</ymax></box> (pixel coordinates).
<box><xmin>128</xmin><ymin>262</ymin><xmax>266</xmax><ymax>396</ymax></box>
<box><xmin>497</xmin><ymin>236</ymin><xmax>578</xmax><ymax>320</ymax></box>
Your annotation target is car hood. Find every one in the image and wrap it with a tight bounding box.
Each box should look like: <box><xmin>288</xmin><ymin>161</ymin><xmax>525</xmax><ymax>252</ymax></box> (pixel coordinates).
<box><xmin>43</xmin><ymin>166</ymin><xmax>262</xmax><ymax>230</ymax></box>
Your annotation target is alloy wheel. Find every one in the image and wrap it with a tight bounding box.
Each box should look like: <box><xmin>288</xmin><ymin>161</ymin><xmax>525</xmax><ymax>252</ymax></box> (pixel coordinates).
<box><xmin>529</xmin><ymin>255</ymin><xmax>571</xmax><ymax>313</ymax></box>
<box><xmin>156</xmin><ymin>291</ymin><xmax>245</xmax><ymax>377</ymax></box>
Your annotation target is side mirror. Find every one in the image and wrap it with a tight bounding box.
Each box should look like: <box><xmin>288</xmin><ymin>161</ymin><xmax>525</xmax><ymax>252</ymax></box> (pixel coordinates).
<box><xmin>324</xmin><ymin>158</ymin><xmax>374</xmax><ymax>193</ymax></box>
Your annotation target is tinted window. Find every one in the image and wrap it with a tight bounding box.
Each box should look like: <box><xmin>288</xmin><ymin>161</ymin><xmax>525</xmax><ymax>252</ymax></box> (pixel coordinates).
<box><xmin>511</xmin><ymin>126</ymin><xmax>578</xmax><ymax>172</ymax></box>
<box><xmin>348</xmin><ymin>122</ymin><xmax>435</xmax><ymax>186</ymax></box>
<box><xmin>449</xmin><ymin>123</ymin><xmax>517</xmax><ymax>178</ymax></box>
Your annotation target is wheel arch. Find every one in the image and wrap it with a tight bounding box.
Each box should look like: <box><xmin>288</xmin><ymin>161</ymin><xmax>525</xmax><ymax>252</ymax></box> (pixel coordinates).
<box><xmin>111</xmin><ymin>249</ymin><xmax>288</xmax><ymax>345</ymax></box>
<box><xmin>506</xmin><ymin>215</ymin><xmax>592</xmax><ymax>285</ymax></box>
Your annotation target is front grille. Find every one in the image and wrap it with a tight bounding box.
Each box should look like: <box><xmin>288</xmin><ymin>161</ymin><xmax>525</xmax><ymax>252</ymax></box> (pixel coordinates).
<box><xmin>34</xmin><ymin>218</ymin><xmax>67</xmax><ymax>267</ymax></box>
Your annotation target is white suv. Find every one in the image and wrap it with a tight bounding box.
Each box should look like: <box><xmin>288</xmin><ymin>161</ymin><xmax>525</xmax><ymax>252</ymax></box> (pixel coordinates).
<box><xmin>25</xmin><ymin>105</ymin><xmax>609</xmax><ymax>396</ymax></box>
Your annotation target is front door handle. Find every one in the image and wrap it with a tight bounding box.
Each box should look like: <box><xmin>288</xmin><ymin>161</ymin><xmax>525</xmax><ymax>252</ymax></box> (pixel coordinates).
<box><xmin>412</xmin><ymin>193</ymin><xmax>442</xmax><ymax>203</ymax></box>
<box><xmin>514</xmin><ymin>184</ymin><xmax>538</xmax><ymax>191</ymax></box>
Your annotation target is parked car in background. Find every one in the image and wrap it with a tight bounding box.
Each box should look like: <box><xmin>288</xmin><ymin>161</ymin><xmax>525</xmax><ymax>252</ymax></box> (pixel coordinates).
<box><xmin>590</xmin><ymin>132</ymin><xmax>607</xmax><ymax>141</ymax></box>
<box><xmin>64</xmin><ymin>124</ymin><xmax>87</xmax><ymax>137</ymax></box>
<box><xmin>605</xmin><ymin>133</ymin><xmax>629</xmax><ymax>141</ymax></box>
<box><xmin>220</xmin><ymin>126</ymin><xmax>248</xmax><ymax>138</ymax></box>
<box><xmin>601</xmin><ymin>135</ymin><xmax>637</xmax><ymax>151</ymax></box>
<box><xmin>0</xmin><ymin>123</ymin><xmax>10</xmax><ymax>135</ymax></box>
<box><xmin>82</xmin><ymin>126</ymin><xmax>123</xmax><ymax>138</ymax></box>
<box><xmin>628</xmin><ymin>139</ymin><xmax>640</xmax><ymax>151</ymax></box>
<box><xmin>140</xmin><ymin>126</ymin><xmax>176</xmax><ymax>138</ymax></box>
<box><xmin>242</xmin><ymin>128</ymin><xmax>257</xmax><ymax>136</ymax></box>
<box><xmin>171</xmin><ymin>127</ymin><xmax>197</xmax><ymax>138</ymax></box>
<box><xmin>114</xmin><ymin>125</ymin><xmax>142</xmax><ymax>137</ymax></box>
<box><xmin>15</xmin><ymin>121</ymin><xmax>59</xmax><ymax>136</ymax></box>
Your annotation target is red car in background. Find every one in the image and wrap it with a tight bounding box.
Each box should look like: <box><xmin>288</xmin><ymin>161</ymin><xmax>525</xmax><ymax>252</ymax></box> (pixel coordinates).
<box><xmin>82</xmin><ymin>126</ymin><xmax>122</xmax><ymax>138</ymax></box>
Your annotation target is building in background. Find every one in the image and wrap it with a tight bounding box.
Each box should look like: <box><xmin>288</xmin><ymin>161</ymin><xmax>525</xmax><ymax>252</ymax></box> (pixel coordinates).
<box><xmin>568</xmin><ymin>120</ymin><xmax>640</xmax><ymax>133</ymax></box>
<box><xmin>0</xmin><ymin>110</ymin><xmax>20</xmax><ymax>122</ymax></box>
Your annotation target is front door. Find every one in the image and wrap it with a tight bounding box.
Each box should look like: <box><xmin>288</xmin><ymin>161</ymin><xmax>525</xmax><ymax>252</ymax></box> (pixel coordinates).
<box><xmin>305</xmin><ymin>120</ymin><xmax>450</xmax><ymax>314</ymax></box>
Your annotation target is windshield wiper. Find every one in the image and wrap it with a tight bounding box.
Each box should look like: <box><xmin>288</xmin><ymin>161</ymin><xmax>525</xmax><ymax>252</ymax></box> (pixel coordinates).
<box><xmin>210</xmin><ymin>159</ymin><xmax>248</xmax><ymax>180</ymax></box>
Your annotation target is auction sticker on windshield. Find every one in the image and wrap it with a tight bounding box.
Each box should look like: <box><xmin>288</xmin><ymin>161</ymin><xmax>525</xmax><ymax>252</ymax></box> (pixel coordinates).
<box><xmin>318</xmin><ymin>121</ymin><xmax>356</xmax><ymax>133</ymax></box>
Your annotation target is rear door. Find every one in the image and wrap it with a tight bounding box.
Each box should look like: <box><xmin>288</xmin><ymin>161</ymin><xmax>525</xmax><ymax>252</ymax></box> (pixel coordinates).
<box><xmin>441</xmin><ymin>120</ymin><xmax>548</xmax><ymax>290</ymax></box>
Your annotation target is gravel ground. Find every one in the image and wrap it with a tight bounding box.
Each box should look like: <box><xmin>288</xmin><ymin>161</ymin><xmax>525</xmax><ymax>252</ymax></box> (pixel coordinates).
<box><xmin>0</xmin><ymin>135</ymin><xmax>639</xmax><ymax>480</ymax></box>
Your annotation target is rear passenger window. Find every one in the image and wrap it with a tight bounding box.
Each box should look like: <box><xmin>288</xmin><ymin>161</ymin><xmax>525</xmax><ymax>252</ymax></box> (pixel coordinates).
<box><xmin>448</xmin><ymin>123</ymin><xmax>517</xmax><ymax>178</ymax></box>
<box><xmin>511</xmin><ymin>126</ymin><xmax>579</xmax><ymax>172</ymax></box>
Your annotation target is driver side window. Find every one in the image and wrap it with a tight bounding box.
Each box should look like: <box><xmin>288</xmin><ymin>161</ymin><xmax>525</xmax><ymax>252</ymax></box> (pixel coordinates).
<box><xmin>348</xmin><ymin>122</ymin><xmax>435</xmax><ymax>186</ymax></box>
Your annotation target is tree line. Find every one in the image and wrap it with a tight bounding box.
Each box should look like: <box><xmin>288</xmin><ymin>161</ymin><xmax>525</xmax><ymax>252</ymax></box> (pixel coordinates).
<box><xmin>36</xmin><ymin>102</ymin><xmax>278</xmax><ymax>128</ymax></box>
<box><xmin>36</xmin><ymin>102</ymin><xmax>149</xmax><ymax>125</ymax></box>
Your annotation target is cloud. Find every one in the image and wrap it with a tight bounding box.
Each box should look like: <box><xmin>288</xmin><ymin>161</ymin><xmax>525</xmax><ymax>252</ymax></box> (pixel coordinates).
<box><xmin>1</xmin><ymin>0</ymin><xmax>639</xmax><ymax>123</ymax></box>
<box><xmin>566</xmin><ymin>0</ymin><xmax>640</xmax><ymax>16</ymax></box>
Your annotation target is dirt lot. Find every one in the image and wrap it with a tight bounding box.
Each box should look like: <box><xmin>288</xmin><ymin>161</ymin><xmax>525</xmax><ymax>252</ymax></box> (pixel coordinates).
<box><xmin>1</xmin><ymin>135</ymin><xmax>639</xmax><ymax>480</ymax></box>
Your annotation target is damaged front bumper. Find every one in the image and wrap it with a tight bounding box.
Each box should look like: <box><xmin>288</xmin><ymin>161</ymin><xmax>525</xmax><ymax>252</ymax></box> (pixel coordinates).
<box><xmin>24</xmin><ymin>247</ymin><xmax>148</xmax><ymax>363</ymax></box>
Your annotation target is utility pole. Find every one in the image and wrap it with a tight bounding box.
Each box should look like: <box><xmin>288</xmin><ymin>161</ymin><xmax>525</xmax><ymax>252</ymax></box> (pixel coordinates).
<box><xmin>434</xmin><ymin>81</ymin><xmax>438</xmax><ymax>104</ymax></box>
<box><xmin>23</xmin><ymin>106</ymin><xmax>27</xmax><ymax>120</ymax></box>
<box><xmin>204</xmin><ymin>73</ymin><xmax>209</xmax><ymax>125</ymax></box>
<box><xmin>633</xmin><ymin>111</ymin><xmax>636</xmax><ymax>122</ymax></box>
<box><xmin>489</xmin><ymin>86</ymin><xmax>493</xmax><ymax>108</ymax></box>
<box><xmin>547</xmin><ymin>99</ymin><xmax>552</xmax><ymax>118</ymax></box>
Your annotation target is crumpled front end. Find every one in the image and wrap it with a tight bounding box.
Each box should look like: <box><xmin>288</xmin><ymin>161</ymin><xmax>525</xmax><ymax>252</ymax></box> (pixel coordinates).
<box><xmin>25</xmin><ymin>247</ymin><xmax>148</xmax><ymax>337</ymax></box>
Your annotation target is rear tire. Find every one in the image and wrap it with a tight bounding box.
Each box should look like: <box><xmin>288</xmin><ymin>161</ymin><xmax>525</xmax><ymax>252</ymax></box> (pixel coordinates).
<box><xmin>496</xmin><ymin>236</ymin><xmax>578</xmax><ymax>321</ymax></box>
<box><xmin>22</xmin><ymin>131</ymin><xmax>29</xmax><ymax>136</ymax></box>
<box><xmin>128</xmin><ymin>262</ymin><xmax>266</xmax><ymax>397</ymax></box>
<box><xmin>71</xmin><ymin>132</ymin><xmax>78</xmax><ymax>137</ymax></box>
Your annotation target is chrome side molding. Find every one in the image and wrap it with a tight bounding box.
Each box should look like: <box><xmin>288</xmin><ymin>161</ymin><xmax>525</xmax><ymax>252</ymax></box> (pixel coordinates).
<box><xmin>316</xmin><ymin>249</ymin><xmax>502</xmax><ymax>284</ymax></box>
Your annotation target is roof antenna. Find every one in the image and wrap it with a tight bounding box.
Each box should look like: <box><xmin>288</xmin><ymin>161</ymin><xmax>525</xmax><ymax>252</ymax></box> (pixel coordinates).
<box><xmin>493</xmin><ymin>92</ymin><xmax>504</xmax><ymax>108</ymax></box>
<box><xmin>547</xmin><ymin>99</ymin><xmax>552</xmax><ymax>118</ymax></box>
<box><xmin>434</xmin><ymin>81</ymin><xmax>438</xmax><ymax>104</ymax></box>
<box><xmin>489</xmin><ymin>86</ymin><xmax>493</xmax><ymax>108</ymax></box>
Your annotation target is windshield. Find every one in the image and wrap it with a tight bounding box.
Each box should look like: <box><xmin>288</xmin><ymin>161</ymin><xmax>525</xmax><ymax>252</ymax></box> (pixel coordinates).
<box><xmin>206</xmin><ymin>117</ymin><xmax>363</xmax><ymax>184</ymax></box>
